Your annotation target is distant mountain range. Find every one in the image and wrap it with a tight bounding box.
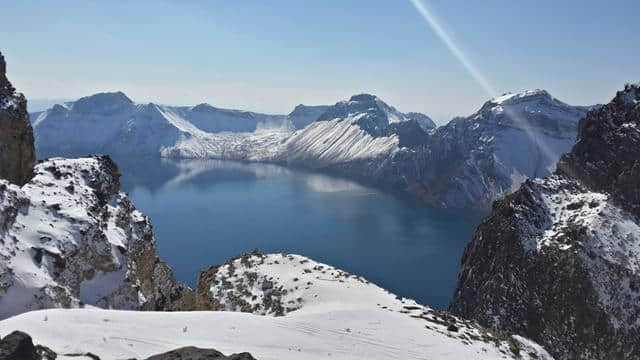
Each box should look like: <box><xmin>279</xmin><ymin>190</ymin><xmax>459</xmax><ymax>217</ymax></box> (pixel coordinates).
<box><xmin>31</xmin><ymin>90</ymin><xmax>595</xmax><ymax>208</ymax></box>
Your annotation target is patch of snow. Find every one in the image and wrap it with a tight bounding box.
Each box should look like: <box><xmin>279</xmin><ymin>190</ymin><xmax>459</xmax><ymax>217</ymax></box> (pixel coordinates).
<box><xmin>517</xmin><ymin>175</ymin><xmax>640</xmax><ymax>330</ymax></box>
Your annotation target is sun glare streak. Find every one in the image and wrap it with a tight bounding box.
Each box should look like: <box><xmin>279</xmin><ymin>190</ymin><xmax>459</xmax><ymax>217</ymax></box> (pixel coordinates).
<box><xmin>409</xmin><ymin>0</ymin><xmax>558</xmax><ymax>169</ymax></box>
<box><xmin>408</xmin><ymin>0</ymin><xmax>497</xmax><ymax>97</ymax></box>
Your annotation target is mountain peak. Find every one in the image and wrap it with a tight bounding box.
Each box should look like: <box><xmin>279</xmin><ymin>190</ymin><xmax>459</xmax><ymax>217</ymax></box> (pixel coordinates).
<box><xmin>348</xmin><ymin>93</ymin><xmax>378</xmax><ymax>102</ymax></box>
<box><xmin>72</xmin><ymin>91</ymin><xmax>134</xmax><ymax>114</ymax></box>
<box><xmin>192</xmin><ymin>103</ymin><xmax>217</xmax><ymax>112</ymax></box>
<box><xmin>0</xmin><ymin>51</ymin><xmax>14</xmax><ymax>93</ymax></box>
<box><xmin>490</xmin><ymin>89</ymin><xmax>553</xmax><ymax>105</ymax></box>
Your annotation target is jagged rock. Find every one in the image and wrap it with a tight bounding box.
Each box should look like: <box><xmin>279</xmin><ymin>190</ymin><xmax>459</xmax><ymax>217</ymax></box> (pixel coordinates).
<box><xmin>0</xmin><ymin>331</ymin><xmax>56</xmax><ymax>360</ymax></box>
<box><xmin>146</xmin><ymin>346</ymin><xmax>256</xmax><ymax>360</ymax></box>
<box><xmin>0</xmin><ymin>51</ymin><xmax>35</xmax><ymax>186</ymax></box>
<box><xmin>0</xmin><ymin>155</ymin><xmax>192</xmax><ymax>319</ymax></box>
<box><xmin>450</xmin><ymin>84</ymin><xmax>640</xmax><ymax>359</ymax></box>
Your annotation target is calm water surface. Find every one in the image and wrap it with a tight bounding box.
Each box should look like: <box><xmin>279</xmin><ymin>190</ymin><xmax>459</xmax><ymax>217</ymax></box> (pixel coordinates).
<box><xmin>118</xmin><ymin>158</ymin><xmax>485</xmax><ymax>309</ymax></box>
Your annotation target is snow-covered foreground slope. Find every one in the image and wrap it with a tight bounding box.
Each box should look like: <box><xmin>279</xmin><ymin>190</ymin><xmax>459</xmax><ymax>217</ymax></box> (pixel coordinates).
<box><xmin>0</xmin><ymin>156</ymin><xmax>190</xmax><ymax>320</ymax></box>
<box><xmin>0</xmin><ymin>253</ymin><xmax>553</xmax><ymax>360</ymax></box>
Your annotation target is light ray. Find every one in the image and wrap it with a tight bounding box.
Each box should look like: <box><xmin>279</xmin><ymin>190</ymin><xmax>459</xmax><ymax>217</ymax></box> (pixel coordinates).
<box><xmin>409</xmin><ymin>0</ymin><xmax>559</xmax><ymax>175</ymax></box>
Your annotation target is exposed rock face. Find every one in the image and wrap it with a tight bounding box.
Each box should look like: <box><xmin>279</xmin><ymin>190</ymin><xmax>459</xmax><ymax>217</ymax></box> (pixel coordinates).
<box><xmin>0</xmin><ymin>52</ymin><xmax>35</xmax><ymax>186</ymax></box>
<box><xmin>146</xmin><ymin>346</ymin><xmax>256</xmax><ymax>360</ymax></box>
<box><xmin>450</xmin><ymin>84</ymin><xmax>640</xmax><ymax>359</ymax></box>
<box><xmin>0</xmin><ymin>331</ymin><xmax>56</xmax><ymax>360</ymax></box>
<box><xmin>0</xmin><ymin>155</ymin><xmax>192</xmax><ymax>319</ymax></box>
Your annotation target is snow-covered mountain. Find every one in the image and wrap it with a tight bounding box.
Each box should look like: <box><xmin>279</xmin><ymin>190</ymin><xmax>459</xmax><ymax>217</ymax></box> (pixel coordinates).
<box><xmin>404</xmin><ymin>89</ymin><xmax>595</xmax><ymax>208</ymax></box>
<box><xmin>31</xmin><ymin>90</ymin><xmax>590</xmax><ymax>208</ymax></box>
<box><xmin>0</xmin><ymin>156</ymin><xmax>191</xmax><ymax>320</ymax></box>
<box><xmin>0</xmin><ymin>252</ymin><xmax>553</xmax><ymax>359</ymax></box>
<box><xmin>450</xmin><ymin>84</ymin><xmax>640</xmax><ymax>359</ymax></box>
<box><xmin>31</xmin><ymin>92</ymin><xmax>287</xmax><ymax>159</ymax></box>
<box><xmin>282</xmin><ymin>94</ymin><xmax>433</xmax><ymax>167</ymax></box>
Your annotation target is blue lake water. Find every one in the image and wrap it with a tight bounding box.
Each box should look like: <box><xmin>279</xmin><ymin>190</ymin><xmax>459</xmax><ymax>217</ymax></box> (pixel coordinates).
<box><xmin>118</xmin><ymin>158</ymin><xmax>485</xmax><ymax>309</ymax></box>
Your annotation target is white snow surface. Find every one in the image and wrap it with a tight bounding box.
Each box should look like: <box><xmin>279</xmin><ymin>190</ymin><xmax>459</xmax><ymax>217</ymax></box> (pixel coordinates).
<box><xmin>0</xmin><ymin>91</ymin><xmax>23</xmax><ymax>111</ymax></box>
<box><xmin>0</xmin><ymin>253</ymin><xmax>553</xmax><ymax>360</ymax></box>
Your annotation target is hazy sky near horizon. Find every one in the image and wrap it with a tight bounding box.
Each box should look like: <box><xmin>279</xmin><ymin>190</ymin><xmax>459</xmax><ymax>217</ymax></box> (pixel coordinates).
<box><xmin>2</xmin><ymin>1</ymin><xmax>638</xmax><ymax>123</ymax></box>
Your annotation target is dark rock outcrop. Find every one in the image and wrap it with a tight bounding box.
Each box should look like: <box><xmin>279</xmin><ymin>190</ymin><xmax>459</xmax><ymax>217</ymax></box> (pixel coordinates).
<box><xmin>449</xmin><ymin>84</ymin><xmax>640</xmax><ymax>359</ymax></box>
<box><xmin>0</xmin><ymin>331</ymin><xmax>56</xmax><ymax>360</ymax></box>
<box><xmin>146</xmin><ymin>346</ymin><xmax>256</xmax><ymax>360</ymax></box>
<box><xmin>0</xmin><ymin>51</ymin><xmax>35</xmax><ymax>186</ymax></box>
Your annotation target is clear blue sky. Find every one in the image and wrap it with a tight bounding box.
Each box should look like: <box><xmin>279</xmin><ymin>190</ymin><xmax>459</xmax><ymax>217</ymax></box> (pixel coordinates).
<box><xmin>1</xmin><ymin>1</ymin><xmax>638</xmax><ymax>123</ymax></box>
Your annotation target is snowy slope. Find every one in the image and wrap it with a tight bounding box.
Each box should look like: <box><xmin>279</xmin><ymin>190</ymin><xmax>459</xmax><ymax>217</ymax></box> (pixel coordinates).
<box><xmin>280</xmin><ymin>94</ymin><xmax>433</xmax><ymax>169</ymax></box>
<box><xmin>407</xmin><ymin>89</ymin><xmax>594</xmax><ymax>208</ymax></box>
<box><xmin>0</xmin><ymin>253</ymin><xmax>553</xmax><ymax>360</ymax></box>
<box><xmin>283</xmin><ymin>113</ymin><xmax>400</xmax><ymax>166</ymax></box>
<box><xmin>31</xmin><ymin>92</ymin><xmax>287</xmax><ymax>159</ymax></box>
<box><xmin>0</xmin><ymin>156</ymin><xmax>189</xmax><ymax>320</ymax></box>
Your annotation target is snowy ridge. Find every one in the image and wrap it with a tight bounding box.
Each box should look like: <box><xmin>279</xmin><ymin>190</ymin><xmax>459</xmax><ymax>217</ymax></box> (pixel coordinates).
<box><xmin>0</xmin><ymin>253</ymin><xmax>553</xmax><ymax>359</ymax></box>
<box><xmin>31</xmin><ymin>92</ymin><xmax>288</xmax><ymax>159</ymax></box>
<box><xmin>0</xmin><ymin>156</ymin><xmax>187</xmax><ymax>320</ymax></box>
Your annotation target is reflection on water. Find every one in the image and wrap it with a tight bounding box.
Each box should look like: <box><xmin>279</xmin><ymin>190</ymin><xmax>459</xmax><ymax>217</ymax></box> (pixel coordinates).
<box><xmin>117</xmin><ymin>157</ymin><xmax>485</xmax><ymax>309</ymax></box>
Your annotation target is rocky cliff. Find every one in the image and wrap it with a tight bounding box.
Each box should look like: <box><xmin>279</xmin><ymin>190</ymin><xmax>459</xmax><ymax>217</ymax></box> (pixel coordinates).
<box><xmin>0</xmin><ymin>156</ymin><xmax>192</xmax><ymax>319</ymax></box>
<box><xmin>0</xmin><ymin>52</ymin><xmax>35</xmax><ymax>186</ymax></box>
<box><xmin>449</xmin><ymin>84</ymin><xmax>640</xmax><ymax>359</ymax></box>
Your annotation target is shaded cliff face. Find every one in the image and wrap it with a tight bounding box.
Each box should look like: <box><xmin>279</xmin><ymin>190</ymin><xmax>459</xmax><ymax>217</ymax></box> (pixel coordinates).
<box><xmin>0</xmin><ymin>52</ymin><xmax>35</xmax><ymax>186</ymax></box>
<box><xmin>0</xmin><ymin>156</ymin><xmax>192</xmax><ymax>319</ymax></box>
<box><xmin>450</xmin><ymin>84</ymin><xmax>640</xmax><ymax>359</ymax></box>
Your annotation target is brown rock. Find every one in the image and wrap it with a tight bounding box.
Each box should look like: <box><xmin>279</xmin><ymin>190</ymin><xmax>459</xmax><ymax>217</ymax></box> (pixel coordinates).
<box><xmin>0</xmin><ymin>51</ymin><xmax>35</xmax><ymax>186</ymax></box>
